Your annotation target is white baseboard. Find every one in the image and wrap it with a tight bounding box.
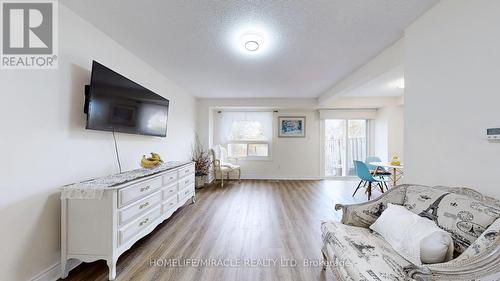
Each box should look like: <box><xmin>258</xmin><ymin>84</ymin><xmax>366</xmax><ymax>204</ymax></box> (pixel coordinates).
<box><xmin>216</xmin><ymin>175</ymin><xmax>359</xmax><ymax>181</ymax></box>
<box><xmin>30</xmin><ymin>259</ymin><xmax>81</xmax><ymax>281</ymax></box>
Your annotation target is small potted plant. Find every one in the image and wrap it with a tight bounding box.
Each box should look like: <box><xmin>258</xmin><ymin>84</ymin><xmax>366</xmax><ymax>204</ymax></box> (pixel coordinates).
<box><xmin>191</xmin><ymin>135</ymin><xmax>212</xmax><ymax>189</ymax></box>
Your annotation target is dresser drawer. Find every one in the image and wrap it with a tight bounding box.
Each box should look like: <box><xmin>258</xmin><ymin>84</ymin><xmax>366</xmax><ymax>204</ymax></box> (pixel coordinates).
<box><xmin>118</xmin><ymin>177</ymin><xmax>163</xmax><ymax>207</ymax></box>
<box><xmin>162</xmin><ymin>183</ymin><xmax>178</xmax><ymax>201</ymax></box>
<box><xmin>119</xmin><ymin>206</ymin><xmax>162</xmax><ymax>246</ymax></box>
<box><xmin>162</xmin><ymin>171</ymin><xmax>177</xmax><ymax>185</ymax></box>
<box><xmin>178</xmin><ymin>183</ymin><xmax>195</xmax><ymax>201</ymax></box>
<box><xmin>118</xmin><ymin>191</ymin><xmax>162</xmax><ymax>226</ymax></box>
<box><xmin>178</xmin><ymin>165</ymin><xmax>195</xmax><ymax>178</ymax></box>
<box><xmin>178</xmin><ymin>175</ymin><xmax>194</xmax><ymax>189</ymax></box>
<box><xmin>162</xmin><ymin>195</ymin><xmax>178</xmax><ymax>214</ymax></box>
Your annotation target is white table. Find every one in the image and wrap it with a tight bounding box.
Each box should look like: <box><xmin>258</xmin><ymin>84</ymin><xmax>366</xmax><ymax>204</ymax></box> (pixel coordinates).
<box><xmin>370</xmin><ymin>161</ymin><xmax>404</xmax><ymax>186</ymax></box>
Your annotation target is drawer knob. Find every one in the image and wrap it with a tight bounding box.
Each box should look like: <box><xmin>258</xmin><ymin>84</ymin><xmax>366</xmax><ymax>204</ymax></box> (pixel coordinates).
<box><xmin>185</xmin><ymin>180</ymin><xmax>189</xmax><ymax>184</ymax></box>
<box><xmin>140</xmin><ymin>186</ymin><xmax>150</xmax><ymax>192</ymax></box>
<box><xmin>139</xmin><ymin>202</ymin><xmax>149</xmax><ymax>209</ymax></box>
<box><xmin>139</xmin><ymin>218</ymin><xmax>149</xmax><ymax>226</ymax></box>
<box><xmin>169</xmin><ymin>189</ymin><xmax>174</xmax><ymax>193</ymax></box>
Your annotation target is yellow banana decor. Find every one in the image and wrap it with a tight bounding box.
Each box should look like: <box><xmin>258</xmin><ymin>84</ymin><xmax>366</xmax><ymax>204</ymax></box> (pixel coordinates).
<box><xmin>140</xmin><ymin>152</ymin><xmax>164</xmax><ymax>168</ymax></box>
<box><xmin>390</xmin><ymin>155</ymin><xmax>401</xmax><ymax>166</ymax></box>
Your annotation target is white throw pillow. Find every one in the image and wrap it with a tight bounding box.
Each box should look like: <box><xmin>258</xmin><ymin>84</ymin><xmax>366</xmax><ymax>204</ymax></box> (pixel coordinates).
<box><xmin>420</xmin><ymin>232</ymin><xmax>453</xmax><ymax>264</ymax></box>
<box><xmin>370</xmin><ymin>203</ymin><xmax>454</xmax><ymax>265</ymax></box>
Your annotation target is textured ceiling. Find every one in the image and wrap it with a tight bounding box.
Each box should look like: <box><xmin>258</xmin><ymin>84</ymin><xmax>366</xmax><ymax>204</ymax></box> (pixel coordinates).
<box><xmin>61</xmin><ymin>0</ymin><xmax>437</xmax><ymax>98</ymax></box>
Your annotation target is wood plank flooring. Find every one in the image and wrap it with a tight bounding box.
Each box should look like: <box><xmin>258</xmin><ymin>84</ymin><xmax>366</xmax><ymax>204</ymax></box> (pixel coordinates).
<box><xmin>60</xmin><ymin>179</ymin><xmax>381</xmax><ymax>281</ymax></box>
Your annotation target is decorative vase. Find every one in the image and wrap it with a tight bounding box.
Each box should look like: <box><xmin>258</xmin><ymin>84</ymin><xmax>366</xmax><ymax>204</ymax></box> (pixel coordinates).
<box><xmin>195</xmin><ymin>174</ymin><xmax>208</xmax><ymax>189</ymax></box>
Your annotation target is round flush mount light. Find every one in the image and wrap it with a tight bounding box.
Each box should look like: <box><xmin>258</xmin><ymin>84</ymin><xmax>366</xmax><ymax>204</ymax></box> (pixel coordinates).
<box><xmin>245</xmin><ymin>40</ymin><xmax>259</xmax><ymax>51</ymax></box>
<box><xmin>240</xmin><ymin>33</ymin><xmax>264</xmax><ymax>53</ymax></box>
<box><xmin>228</xmin><ymin>24</ymin><xmax>276</xmax><ymax>57</ymax></box>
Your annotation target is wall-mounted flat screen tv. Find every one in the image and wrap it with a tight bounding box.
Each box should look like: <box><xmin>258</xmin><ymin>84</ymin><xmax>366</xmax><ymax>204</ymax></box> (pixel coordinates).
<box><xmin>84</xmin><ymin>61</ymin><xmax>169</xmax><ymax>137</ymax></box>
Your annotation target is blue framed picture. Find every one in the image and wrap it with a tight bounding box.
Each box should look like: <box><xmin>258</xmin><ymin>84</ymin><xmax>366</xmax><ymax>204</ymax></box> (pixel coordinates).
<box><xmin>278</xmin><ymin>116</ymin><xmax>306</xmax><ymax>137</ymax></box>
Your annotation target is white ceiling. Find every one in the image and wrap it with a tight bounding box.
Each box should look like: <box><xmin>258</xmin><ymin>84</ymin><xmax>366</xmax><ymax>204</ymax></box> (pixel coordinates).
<box><xmin>61</xmin><ymin>0</ymin><xmax>437</xmax><ymax>98</ymax></box>
<box><xmin>343</xmin><ymin>65</ymin><xmax>404</xmax><ymax>97</ymax></box>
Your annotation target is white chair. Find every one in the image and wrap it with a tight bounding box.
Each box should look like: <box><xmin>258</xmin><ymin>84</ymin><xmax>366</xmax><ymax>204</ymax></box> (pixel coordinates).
<box><xmin>210</xmin><ymin>145</ymin><xmax>241</xmax><ymax>187</ymax></box>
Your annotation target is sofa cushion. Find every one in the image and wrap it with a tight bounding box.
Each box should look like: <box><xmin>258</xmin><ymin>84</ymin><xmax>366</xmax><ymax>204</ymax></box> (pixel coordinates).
<box><xmin>403</xmin><ymin>185</ymin><xmax>500</xmax><ymax>254</ymax></box>
<box><xmin>321</xmin><ymin>221</ymin><xmax>413</xmax><ymax>281</ymax></box>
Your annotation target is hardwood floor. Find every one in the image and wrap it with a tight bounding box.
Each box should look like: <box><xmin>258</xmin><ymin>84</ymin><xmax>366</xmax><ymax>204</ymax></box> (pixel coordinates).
<box><xmin>60</xmin><ymin>179</ymin><xmax>381</xmax><ymax>281</ymax></box>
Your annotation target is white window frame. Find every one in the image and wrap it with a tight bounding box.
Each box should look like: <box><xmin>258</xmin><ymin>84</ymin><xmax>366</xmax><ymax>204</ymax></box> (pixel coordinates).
<box><xmin>220</xmin><ymin>110</ymin><xmax>274</xmax><ymax>161</ymax></box>
<box><xmin>227</xmin><ymin>140</ymin><xmax>272</xmax><ymax>161</ymax></box>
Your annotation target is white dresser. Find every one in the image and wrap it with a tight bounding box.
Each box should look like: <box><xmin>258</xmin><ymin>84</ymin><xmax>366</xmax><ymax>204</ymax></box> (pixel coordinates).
<box><xmin>60</xmin><ymin>162</ymin><xmax>195</xmax><ymax>280</ymax></box>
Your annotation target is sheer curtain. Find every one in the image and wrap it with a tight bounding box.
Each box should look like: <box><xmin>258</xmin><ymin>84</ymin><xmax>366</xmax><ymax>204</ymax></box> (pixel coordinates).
<box><xmin>218</xmin><ymin>111</ymin><xmax>273</xmax><ymax>144</ymax></box>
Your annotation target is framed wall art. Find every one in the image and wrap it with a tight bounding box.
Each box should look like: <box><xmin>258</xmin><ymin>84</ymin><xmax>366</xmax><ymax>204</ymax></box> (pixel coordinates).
<box><xmin>278</xmin><ymin>116</ymin><xmax>306</xmax><ymax>138</ymax></box>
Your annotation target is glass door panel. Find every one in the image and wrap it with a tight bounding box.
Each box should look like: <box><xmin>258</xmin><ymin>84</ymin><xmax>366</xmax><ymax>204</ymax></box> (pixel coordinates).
<box><xmin>324</xmin><ymin>120</ymin><xmax>346</xmax><ymax>176</ymax></box>
<box><xmin>346</xmin><ymin>120</ymin><xmax>367</xmax><ymax>176</ymax></box>
<box><xmin>324</xmin><ymin>119</ymin><xmax>368</xmax><ymax>177</ymax></box>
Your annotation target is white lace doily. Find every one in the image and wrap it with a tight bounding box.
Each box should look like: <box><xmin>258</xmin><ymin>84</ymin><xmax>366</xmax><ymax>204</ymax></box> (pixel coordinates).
<box><xmin>61</xmin><ymin>161</ymin><xmax>191</xmax><ymax>200</ymax></box>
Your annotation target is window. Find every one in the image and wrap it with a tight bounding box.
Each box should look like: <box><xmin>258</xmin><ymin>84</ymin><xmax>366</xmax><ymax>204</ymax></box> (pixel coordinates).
<box><xmin>324</xmin><ymin>119</ymin><xmax>368</xmax><ymax>177</ymax></box>
<box><xmin>218</xmin><ymin>111</ymin><xmax>273</xmax><ymax>158</ymax></box>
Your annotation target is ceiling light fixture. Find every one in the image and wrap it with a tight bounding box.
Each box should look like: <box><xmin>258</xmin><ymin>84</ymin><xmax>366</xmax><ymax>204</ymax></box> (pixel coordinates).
<box><xmin>245</xmin><ymin>40</ymin><xmax>259</xmax><ymax>51</ymax></box>
<box><xmin>228</xmin><ymin>24</ymin><xmax>275</xmax><ymax>57</ymax></box>
<box><xmin>240</xmin><ymin>33</ymin><xmax>263</xmax><ymax>53</ymax></box>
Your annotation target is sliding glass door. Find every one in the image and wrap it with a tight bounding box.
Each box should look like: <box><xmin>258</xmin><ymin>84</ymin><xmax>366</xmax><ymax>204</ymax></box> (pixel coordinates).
<box><xmin>324</xmin><ymin>119</ymin><xmax>368</xmax><ymax>177</ymax></box>
<box><xmin>324</xmin><ymin>120</ymin><xmax>345</xmax><ymax>176</ymax></box>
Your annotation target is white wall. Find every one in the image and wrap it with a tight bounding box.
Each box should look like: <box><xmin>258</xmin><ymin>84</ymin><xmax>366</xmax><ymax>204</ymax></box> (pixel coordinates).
<box><xmin>404</xmin><ymin>0</ymin><xmax>500</xmax><ymax>197</ymax></box>
<box><xmin>374</xmin><ymin>104</ymin><xmax>404</xmax><ymax>162</ymax></box>
<box><xmin>197</xmin><ymin>97</ymin><xmax>402</xmax><ymax>179</ymax></box>
<box><xmin>0</xmin><ymin>5</ymin><xmax>197</xmax><ymax>281</ymax></box>
<box><xmin>197</xmin><ymin>98</ymin><xmax>321</xmax><ymax>179</ymax></box>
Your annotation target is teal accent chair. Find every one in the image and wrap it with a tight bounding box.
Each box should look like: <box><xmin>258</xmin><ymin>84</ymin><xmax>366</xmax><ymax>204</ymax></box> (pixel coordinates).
<box><xmin>353</xmin><ymin>160</ymin><xmax>386</xmax><ymax>200</ymax></box>
<box><xmin>366</xmin><ymin>156</ymin><xmax>391</xmax><ymax>190</ymax></box>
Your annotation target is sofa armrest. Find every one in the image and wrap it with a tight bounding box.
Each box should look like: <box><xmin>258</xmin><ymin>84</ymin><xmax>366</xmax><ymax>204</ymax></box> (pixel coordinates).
<box><xmin>334</xmin><ymin>184</ymin><xmax>408</xmax><ymax>228</ymax></box>
<box><xmin>429</xmin><ymin>218</ymin><xmax>499</xmax><ymax>280</ymax></box>
<box><xmin>402</xmin><ymin>218</ymin><xmax>500</xmax><ymax>281</ymax></box>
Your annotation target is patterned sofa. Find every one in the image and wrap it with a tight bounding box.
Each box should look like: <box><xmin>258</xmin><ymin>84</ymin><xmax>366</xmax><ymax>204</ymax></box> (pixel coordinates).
<box><xmin>321</xmin><ymin>184</ymin><xmax>500</xmax><ymax>281</ymax></box>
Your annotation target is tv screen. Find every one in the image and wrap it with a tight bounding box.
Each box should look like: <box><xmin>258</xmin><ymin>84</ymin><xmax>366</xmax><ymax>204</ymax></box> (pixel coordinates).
<box><xmin>85</xmin><ymin>61</ymin><xmax>169</xmax><ymax>137</ymax></box>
